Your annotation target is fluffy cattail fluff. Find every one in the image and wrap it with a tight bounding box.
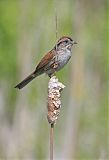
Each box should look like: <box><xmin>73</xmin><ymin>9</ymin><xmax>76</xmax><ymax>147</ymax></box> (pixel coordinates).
<box><xmin>47</xmin><ymin>76</ymin><xmax>65</xmax><ymax>124</ymax></box>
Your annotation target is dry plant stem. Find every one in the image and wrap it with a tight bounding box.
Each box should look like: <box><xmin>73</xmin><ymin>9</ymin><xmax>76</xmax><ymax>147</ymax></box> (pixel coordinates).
<box><xmin>50</xmin><ymin>123</ymin><xmax>54</xmax><ymax>160</ymax></box>
<box><xmin>54</xmin><ymin>0</ymin><xmax>58</xmax><ymax>40</ymax></box>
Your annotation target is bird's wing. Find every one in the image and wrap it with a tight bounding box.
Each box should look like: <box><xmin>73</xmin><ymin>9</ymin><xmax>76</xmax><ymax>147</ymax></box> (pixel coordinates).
<box><xmin>35</xmin><ymin>49</ymin><xmax>55</xmax><ymax>71</ymax></box>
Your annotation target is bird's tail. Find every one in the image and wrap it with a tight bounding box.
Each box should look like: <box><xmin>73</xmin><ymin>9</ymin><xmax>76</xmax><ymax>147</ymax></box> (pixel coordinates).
<box><xmin>15</xmin><ymin>71</ymin><xmax>38</xmax><ymax>89</ymax></box>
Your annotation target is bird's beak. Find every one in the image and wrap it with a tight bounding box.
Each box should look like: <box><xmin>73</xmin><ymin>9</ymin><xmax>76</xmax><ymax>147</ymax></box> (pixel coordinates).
<box><xmin>71</xmin><ymin>41</ymin><xmax>77</xmax><ymax>45</ymax></box>
<box><xmin>73</xmin><ymin>41</ymin><xmax>77</xmax><ymax>44</ymax></box>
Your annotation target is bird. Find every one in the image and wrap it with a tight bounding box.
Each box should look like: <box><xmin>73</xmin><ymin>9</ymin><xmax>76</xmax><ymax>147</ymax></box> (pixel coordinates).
<box><xmin>15</xmin><ymin>36</ymin><xmax>77</xmax><ymax>89</ymax></box>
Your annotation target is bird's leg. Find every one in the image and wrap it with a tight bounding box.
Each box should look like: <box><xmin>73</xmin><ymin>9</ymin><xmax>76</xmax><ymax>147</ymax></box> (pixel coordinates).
<box><xmin>48</xmin><ymin>74</ymin><xmax>52</xmax><ymax>78</ymax></box>
<box><xmin>48</xmin><ymin>72</ymin><xmax>56</xmax><ymax>78</ymax></box>
<box><xmin>52</xmin><ymin>66</ymin><xmax>57</xmax><ymax>77</ymax></box>
<box><xmin>52</xmin><ymin>62</ymin><xmax>58</xmax><ymax>76</ymax></box>
<box><xmin>48</xmin><ymin>62</ymin><xmax>58</xmax><ymax>78</ymax></box>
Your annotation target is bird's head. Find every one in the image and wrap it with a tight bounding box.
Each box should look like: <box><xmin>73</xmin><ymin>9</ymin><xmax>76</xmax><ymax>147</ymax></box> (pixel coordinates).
<box><xmin>55</xmin><ymin>36</ymin><xmax>77</xmax><ymax>51</ymax></box>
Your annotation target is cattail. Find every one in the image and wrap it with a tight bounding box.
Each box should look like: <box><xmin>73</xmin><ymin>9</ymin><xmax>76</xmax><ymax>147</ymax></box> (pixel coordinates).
<box><xmin>47</xmin><ymin>76</ymin><xmax>65</xmax><ymax>124</ymax></box>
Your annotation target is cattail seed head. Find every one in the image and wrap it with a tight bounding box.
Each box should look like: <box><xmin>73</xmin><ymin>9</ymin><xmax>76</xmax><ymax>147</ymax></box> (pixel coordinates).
<box><xmin>47</xmin><ymin>76</ymin><xmax>65</xmax><ymax>124</ymax></box>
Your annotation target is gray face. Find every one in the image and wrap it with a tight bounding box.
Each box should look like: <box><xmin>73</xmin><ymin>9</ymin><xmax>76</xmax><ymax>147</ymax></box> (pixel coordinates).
<box><xmin>57</xmin><ymin>39</ymin><xmax>72</xmax><ymax>49</ymax></box>
<box><xmin>55</xmin><ymin>38</ymin><xmax>76</xmax><ymax>51</ymax></box>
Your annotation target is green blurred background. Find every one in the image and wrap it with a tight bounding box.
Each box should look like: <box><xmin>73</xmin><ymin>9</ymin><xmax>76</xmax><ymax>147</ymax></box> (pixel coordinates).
<box><xmin>0</xmin><ymin>0</ymin><xmax>108</xmax><ymax>159</ymax></box>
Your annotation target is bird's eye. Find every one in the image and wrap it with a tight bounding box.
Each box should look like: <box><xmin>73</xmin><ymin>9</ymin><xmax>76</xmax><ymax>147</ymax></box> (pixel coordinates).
<box><xmin>65</xmin><ymin>40</ymin><xmax>68</xmax><ymax>43</ymax></box>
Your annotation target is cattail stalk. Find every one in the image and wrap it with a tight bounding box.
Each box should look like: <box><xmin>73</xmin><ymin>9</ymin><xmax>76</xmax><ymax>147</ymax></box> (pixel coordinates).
<box><xmin>47</xmin><ymin>76</ymin><xmax>65</xmax><ymax>160</ymax></box>
<box><xmin>50</xmin><ymin>123</ymin><xmax>54</xmax><ymax>160</ymax></box>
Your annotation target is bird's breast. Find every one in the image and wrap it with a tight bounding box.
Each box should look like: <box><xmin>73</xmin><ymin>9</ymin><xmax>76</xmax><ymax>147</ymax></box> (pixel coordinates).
<box><xmin>56</xmin><ymin>49</ymin><xmax>71</xmax><ymax>70</ymax></box>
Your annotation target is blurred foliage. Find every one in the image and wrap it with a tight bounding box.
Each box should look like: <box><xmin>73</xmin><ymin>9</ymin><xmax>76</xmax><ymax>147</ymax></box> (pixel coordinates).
<box><xmin>0</xmin><ymin>0</ymin><xmax>108</xmax><ymax>159</ymax></box>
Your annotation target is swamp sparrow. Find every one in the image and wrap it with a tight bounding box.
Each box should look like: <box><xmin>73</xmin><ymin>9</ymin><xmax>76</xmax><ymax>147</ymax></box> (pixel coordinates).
<box><xmin>15</xmin><ymin>36</ymin><xmax>77</xmax><ymax>89</ymax></box>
